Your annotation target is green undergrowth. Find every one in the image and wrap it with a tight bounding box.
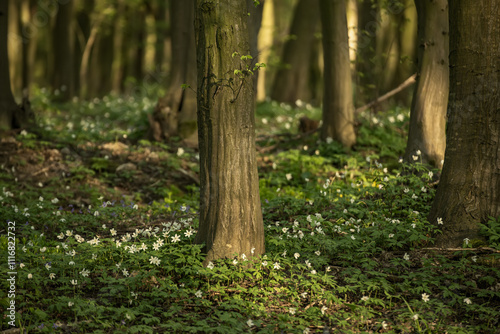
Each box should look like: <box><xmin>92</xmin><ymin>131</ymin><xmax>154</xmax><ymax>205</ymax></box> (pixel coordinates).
<box><xmin>0</xmin><ymin>92</ymin><xmax>499</xmax><ymax>333</ymax></box>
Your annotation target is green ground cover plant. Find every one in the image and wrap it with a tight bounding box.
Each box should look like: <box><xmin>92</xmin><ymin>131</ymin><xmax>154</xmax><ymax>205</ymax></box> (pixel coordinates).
<box><xmin>1</xmin><ymin>91</ymin><xmax>499</xmax><ymax>333</ymax></box>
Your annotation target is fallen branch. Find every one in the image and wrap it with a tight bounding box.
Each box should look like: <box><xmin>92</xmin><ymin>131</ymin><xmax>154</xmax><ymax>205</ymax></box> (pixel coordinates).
<box><xmin>355</xmin><ymin>73</ymin><xmax>417</xmax><ymax>114</ymax></box>
<box><xmin>421</xmin><ymin>247</ymin><xmax>500</xmax><ymax>253</ymax></box>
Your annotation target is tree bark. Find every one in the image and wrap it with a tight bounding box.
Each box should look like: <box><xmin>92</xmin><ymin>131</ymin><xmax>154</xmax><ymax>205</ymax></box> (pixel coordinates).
<box><xmin>150</xmin><ymin>1</ymin><xmax>198</xmax><ymax>144</ymax></box>
<box><xmin>193</xmin><ymin>0</ymin><xmax>265</xmax><ymax>263</ymax></box>
<box><xmin>404</xmin><ymin>0</ymin><xmax>448</xmax><ymax>168</ymax></box>
<box><xmin>320</xmin><ymin>0</ymin><xmax>356</xmax><ymax>148</ymax></box>
<box><xmin>270</xmin><ymin>0</ymin><xmax>320</xmax><ymax>104</ymax></box>
<box><xmin>429</xmin><ymin>0</ymin><xmax>500</xmax><ymax>247</ymax></box>
<box><xmin>52</xmin><ymin>0</ymin><xmax>74</xmax><ymax>101</ymax></box>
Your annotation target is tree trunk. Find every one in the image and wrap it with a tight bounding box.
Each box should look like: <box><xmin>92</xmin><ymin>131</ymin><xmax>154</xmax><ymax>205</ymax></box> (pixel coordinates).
<box><xmin>150</xmin><ymin>1</ymin><xmax>197</xmax><ymax>144</ymax></box>
<box><xmin>320</xmin><ymin>0</ymin><xmax>356</xmax><ymax>148</ymax></box>
<box><xmin>193</xmin><ymin>0</ymin><xmax>265</xmax><ymax>263</ymax></box>
<box><xmin>355</xmin><ymin>0</ymin><xmax>379</xmax><ymax>105</ymax></box>
<box><xmin>52</xmin><ymin>0</ymin><xmax>74</xmax><ymax>101</ymax></box>
<box><xmin>270</xmin><ymin>0</ymin><xmax>320</xmax><ymax>104</ymax></box>
<box><xmin>256</xmin><ymin>0</ymin><xmax>274</xmax><ymax>101</ymax></box>
<box><xmin>428</xmin><ymin>0</ymin><xmax>500</xmax><ymax>247</ymax></box>
<box><xmin>404</xmin><ymin>0</ymin><xmax>448</xmax><ymax>168</ymax></box>
<box><xmin>0</xmin><ymin>0</ymin><xmax>31</xmax><ymax>131</ymax></box>
<box><xmin>112</xmin><ymin>0</ymin><xmax>125</xmax><ymax>93</ymax></box>
<box><xmin>246</xmin><ymin>0</ymin><xmax>264</xmax><ymax>92</ymax></box>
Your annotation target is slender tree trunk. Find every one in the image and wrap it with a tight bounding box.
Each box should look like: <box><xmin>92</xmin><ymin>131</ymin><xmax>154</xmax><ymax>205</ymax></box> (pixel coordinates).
<box><xmin>150</xmin><ymin>1</ymin><xmax>197</xmax><ymax>144</ymax></box>
<box><xmin>256</xmin><ymin>0</ymin><xmax>274</xmax><ymax>101</ymax></box>
<box><xmin>52</xmin><ymin>0</ymin><xmax>74</xmax><ymax>101</ymax></box>
<box><xmin>112</xmin><ymin>0</ymin><xmax>125</xmax><ymax>93</ymax></box>
<box><xmin>153</xmin><ymin>0</ymin><xmax>168</xmax><ymax>71</ymax></box>
<box><xmin>270</xmin><ymin>0</ymin><xmax>320</xmax><ymax>104</ymax></box>
<box><xmin>193</xmin><ymin>0</ymin><xmax>265</xmax><ymax>263</ymax></box>
<box><xmin>320</xmin><ymin>0</ymin><xmax>356</xmax><ymax>148</ymax></box>
<box><xmin>356</xmin><ymin>0</ymin><xmax>379</xmax><ymax>104</ymax></box>
<box><xmin>429</xmin><ymin>0</ymin><xmax>500</xmax><ymax>247</ymax></box>
<box><xmin>404</xmin><ymin>0</ymin><xmax>448</xmax><ymax>168</ymax></box>
<box><xmin>246</xmin><ymin>0</ymin><xmax>264</xmax><ymax>92</ymax></box>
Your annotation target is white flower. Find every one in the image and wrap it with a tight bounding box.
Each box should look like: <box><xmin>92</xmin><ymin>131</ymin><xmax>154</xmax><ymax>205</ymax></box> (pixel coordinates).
<box><xmin>303</xmin><ymin>329</ymin><xmax>311</xmax><ymax>334</ymax></box>
<box><xmin>195</xmin><ymin>290</ymin><xmax>202</xmax><ymax>298</ymax></box>
<box><xmin>310</xmin><ymin>270</ymin><xmax>317</xmax><ymax>275</ymax></box>
<box><xmin>207</xmin><ymin>261</ymin><xmax>214</xmax><ymax>269</ymax></box>
<box><xmin>315</xmin><ymin>251</ymin><xmax>321</xmax><ymax>256</ymax></box>
<box><xmin>301</xmin><ymin>292</ymin><xmax>307</xmax><ymax>299</ymax></box>
<box><xmin>351</xmin><ymin>235</ymin><xmax>356</xmax><ymax>240</ymax></box>
<box><xmin>45</xmin><ymin>263</ymin><xmax>51</xmax><ymax>270</ymax></box>
<box><xmin>321</xmin><ymin>306</ymin><xmax>327</xmax><ymax>315</ymax></box>
<box><xmin>171</xmin><ymin>234</ymin><xmax>181</xmax><ymax>243</ymax></box>
<box><xmin>177</xmin><ymin>148</ymin><xmax>185</xmax><ymax>156</ymax></box>
<box><xmin>273</xmin><ymin>262</ymin><xmax>281</xmax><ymax>270</ymax></box>
<box><xmin>149</xmin><ymin>256</ymin><xmax>161</xmax><ymax>266</ymax></box>
<box><xmin>388</xmin><ymin>234</ymin><xmax>394</xmax><ymax>238</ymax></box>
<box><xmin>40</xmin><ymin>247</ymin><xmax>47</xmax><ymax>253</ymax></box>
<box><xmin>416</xmin><ymin>150</ymin><xmax>421</xmax><ymax>156</ymax></box>
<box><xmin>80</xmin><ymin>268</ymin><xmax>90</xmax><ymax>277</ymax></box>
<box><xmin>471</xmin><ymin>256</ymin><xmax>477</xmax><ymax>263</ymax></box>
<box><xmin>251</xmin><ymin>247</ymin><xmax>255</xmax><ymax>255</ymax></box>
<box><xmin>289</xmin><ymin>307</ymin><xmax>296</xmax><ymax>315</ymax></box>
<box><xmin>71</xmin><ymin>280</ymin><xmax>78</xmax><ymax>285</ymax></box>
<box><xmin>110</xmin><ymin>228</ymin><xmax>117</xmax><ymax>236</ymax></box>
<box><xmin>49</xmin><ymin>273</ymin><xmax>56</xmax><ymax>280</ymax></box>
<box><xmin>464</xmin><ymin>298</ymin><xmax>472</xmax><ymax>304</ymax></box>
<box><xmin>412</xmin><ymin>314</ymin><xmax>419</xmax><ymax>320</ymax></box>
<box><xmin>286</xmin><ymin>173</ymin><xmax>292</xmax><ymax>181</ymax></box>
<box><xmin>403</xmin><ymin>253</ymin><xmax>410</xmax><ymax>261</ymax></box>
<box><xmin>412</xmin><ymin>155</ymin><xmax>418</xmax><ymax>161</ymax></box>
<box><xmin>261</xmin><ymin>261</ymin><xmax>268</xmax><ymax>267</ymax></box>
<box><xmin>233</xmin><ymin>259</ymin><xmax>238</xmax><ymax>266</ymax></box>
<box><xmin>464</xmin><ymin>238</ymin><xmax>470</xmax><ymax>245</ymax></box>
<box><xmin>361</xmin><ymin>296</ymin><xmax>369</xmax><ymax>302</ymax></box>
<box><xmin>51</xmin><ymin>197</ymin><xmax>59</xmax><ymax>204</ymax></box>
<box><xmin>28</xmin><ymin>273</ymin><xmax>33</xmax><ymax>279</ymax></box>
<box><xmin>326</xmin><ymin>137</ymin><xmax>333</xmax><ymax>144</ymax></box>
<box><xmin>421</xmin><ymin>293</ymin><xmax>430</xmax><ymax>302</ymax></box>
<box><xmin>437</xmin><ymin>217</ymin><xmax>443</xmax><ymax>225</ymax></box>
<box><xmin>247</xmin><ymin>319</ymin><xmax>254</xmax><ymax>327</ymax></box>
<box><xmin>66</xmin><ymin>230</ymin><xmax>73</xmax><ymax>237</ymax></box>
<box><xmin>294</xmin><ymin>252</ymin><xmax>300</xmax><ymax>260</ymax></box>
<box><xmin>326</xmin><ymin>266</ymin><xmax>331</xmax><ymax>272</ymax></box>
<box><xmin>122</xmin><ymin>269</ymin><xmax>129</xmax><ymax>277</ymax></box>
<box><xmin>68</xmin><ymin>301</ymin><xmax>74</xmax><ymax>307</ymax></box>
<box><xmin>428</xmin><ymin>171</ymin><xmax>433</xmax><ymax>179</ymax></box>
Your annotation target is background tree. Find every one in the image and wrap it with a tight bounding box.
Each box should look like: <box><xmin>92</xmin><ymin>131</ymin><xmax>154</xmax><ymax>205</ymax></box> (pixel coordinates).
<box><xmin>429</xmin><ymin>0</ymin><xmax>500</xmax><ymax>247</ymax></box>
<box><xmin>404</xmin><ymin>0</ymin><xmax>448</xmax><ymax>168</ymax></box>
<box><xmin>52</xmin><ymin>0</ymin><xmax>74</xmax><ymax>101</ymax></box>
<box><xmin>270</xmin><ymin>0</ymin><xmax>319</xmax><ymax>104</ymax></box>
<box><xmin>150</xmin><ymin>1</ymin><xmax>197</xmax><ymax>143</ymax></box>
<box><xmin>193</xmin><ymin>0</ymin><xmax>265</xmax><ymax>263</ymax></box>
<box><xmin>320</xmin><ymin>0</ymin><xmax>356</xmax><ymax>148</ymax></box>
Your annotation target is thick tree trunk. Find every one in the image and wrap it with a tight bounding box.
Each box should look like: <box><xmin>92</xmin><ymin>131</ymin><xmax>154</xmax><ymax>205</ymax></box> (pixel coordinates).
<box><xmin>270</xmin><ymin>0</ymin><xmax>319</xmax><ymax>104</ymax></box>
<box><xmin>404</xmin><ymin>0</ymin><xmax>448</xmax><ymax>168</ymax></box>
<box><xmin>52</xmin><ymin>0</ymin><xmax>74</xmax><ymax>101</ymax></box>
<box><xmin>429</xmin><ymin>0</ymin><xmax>500</xmax><ymax>247</ymax></box>
<box><xmin>0</xmin><ymin>0</ymin><xmax>31</xmax><ymax>131</ymax></box>
<box><xmin>320</xmin><ymin>0</ymin><xmax>356</xmax><ymax>148</ymax></box>
<box><xmin>194</xmin><ymin>0</ymin><xmax>265</xmax><ymax>263</ymax></box>
<box><xmin>150</xmin><ymin>1</ymin><xmax>197</xmax><ymax>144</ymax></box>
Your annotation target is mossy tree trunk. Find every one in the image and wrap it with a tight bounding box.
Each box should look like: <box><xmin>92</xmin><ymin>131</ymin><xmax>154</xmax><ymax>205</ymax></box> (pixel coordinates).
<box><xmin>150</xmin><ymin>0</ymin><xmax>197</xmax><ymax>144</ymax></box>
<box><xmin>270</xmin><ymin>0</ymin><xmax>320</xmax><ymax>104</ymax></box>
<box><xmin>404</xmin><ymin>0</ymin><xmax>448</xmax><ymax>168</ymax></box>
<box><xmin>320</xmin><ymin>0</ymin><xmax>356</xmax><ymax>148</ymax></box>
<box><xmin>193</xmin><ymin>0</ymin><xmax>265</xmax><ymax>263</ymax></box>
<box><xmin>428</xmin><ymin>0</ymin><xmax>500</xmax><ymax>247</ymax></box>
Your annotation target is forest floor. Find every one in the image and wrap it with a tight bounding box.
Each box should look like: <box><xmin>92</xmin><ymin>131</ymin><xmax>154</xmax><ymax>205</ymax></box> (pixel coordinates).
<box><xmin>0</xmin><ymin>90</ymin><xmax>499</xmax><ymax>333</ymax></box>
